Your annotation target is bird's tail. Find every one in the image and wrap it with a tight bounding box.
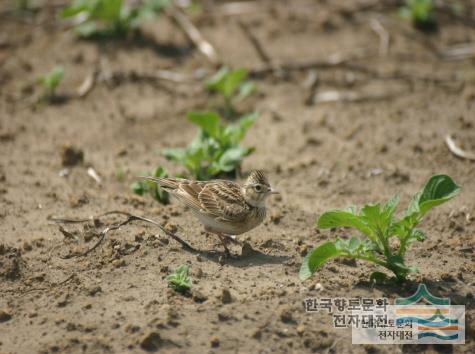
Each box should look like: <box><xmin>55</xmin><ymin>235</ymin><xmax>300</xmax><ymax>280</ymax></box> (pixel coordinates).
<box><xmin>139</xmin><ymin>176</ymin><xmax>181</xmax><ymax>191</ymax></box>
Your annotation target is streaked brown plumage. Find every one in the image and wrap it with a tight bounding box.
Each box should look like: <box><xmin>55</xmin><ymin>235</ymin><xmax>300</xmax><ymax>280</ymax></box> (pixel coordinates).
<box><xmin>142</xmin><ymin>170</ymin><xmax>278</xmax><ymax>255</ymax></box>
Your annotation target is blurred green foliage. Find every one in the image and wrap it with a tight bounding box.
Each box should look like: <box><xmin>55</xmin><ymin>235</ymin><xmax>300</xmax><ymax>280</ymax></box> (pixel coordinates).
<box><xmin>61</xmin><ymin>0</ymin><xmax>169</xmax><ymax>38</ymax></box>
<box><xmin>130</xmin><ymin>166</ymin><xmax>170</xmax><ymax>204</ymax></box>
<box><xmin>162</xmin><ymin>111</ymin><xmax>257</xmax><ymax>180</ymax></box>
<box><xmin>205</xmin><ymin>67</ymin><xmax>257</xmax><ymax>117</ymax></box>
<box><xmin>37</xmin><ymin>66</ymin><xmax>64</xmax><ymax>100</ymax></box>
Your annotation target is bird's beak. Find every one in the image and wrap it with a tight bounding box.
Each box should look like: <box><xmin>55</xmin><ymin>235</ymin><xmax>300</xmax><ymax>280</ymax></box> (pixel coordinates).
<box><xmin>270</xmin><ymin>188</ymin><xmax>279</xmax><ymax>194</ymax></box>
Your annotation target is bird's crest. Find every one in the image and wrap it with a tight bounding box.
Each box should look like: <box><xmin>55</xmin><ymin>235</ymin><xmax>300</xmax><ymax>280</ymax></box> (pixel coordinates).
<box><xmin>246</xmin><ymin>170</ymin><xmax>269</xmax><ymax>186</ymax></box>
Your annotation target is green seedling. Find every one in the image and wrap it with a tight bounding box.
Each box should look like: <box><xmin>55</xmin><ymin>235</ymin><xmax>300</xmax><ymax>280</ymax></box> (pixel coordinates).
<box><xmin>399</xmin><ymin>0</ymin><xmax>436</xmax><ymax>30</ymax></box>
<box><xmin>205</xmin><ymin>67</ymin><xmax>257</xmax><ymax>117</ymax></box>
<box><xmin>130</xmin><ymin>166</ymin><xmax>169</xmax><ymax>204</ymax></box>
<box><xmin>37</xmin><ymin>66</ymin><xmax>64</xmax><ymax>101</ymax></box>
<box><xmin>61</xmin><ymin>0</ymin><xmax>169</xmax><ymax>38</ymax></box>
<box><xmin>167</xmin><ymin>265</ymin><xmax>192</xmax><ymax>294</ymax></box>
<box><xmin>163</xmin><ymin>111</ymin><xmax>257</xmax><ymax>180</ymax></box>
<box><xmin>300</xmin><ymin>175</ymin><xmax>460</xmax><ymax>283</ymax></box>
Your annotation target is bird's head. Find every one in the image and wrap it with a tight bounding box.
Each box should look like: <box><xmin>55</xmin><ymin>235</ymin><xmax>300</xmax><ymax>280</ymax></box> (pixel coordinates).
<box><xmin>242</xmin><ymin>170</ymin><xmax>279</xmax><ymax>207</ymax></box>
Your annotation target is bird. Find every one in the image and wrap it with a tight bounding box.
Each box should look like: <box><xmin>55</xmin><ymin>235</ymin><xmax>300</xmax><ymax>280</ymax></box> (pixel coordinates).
<box><xmin>142</xmin><ymin>170</ymin><xmax>278</xmax><ymax>256</ymax></box>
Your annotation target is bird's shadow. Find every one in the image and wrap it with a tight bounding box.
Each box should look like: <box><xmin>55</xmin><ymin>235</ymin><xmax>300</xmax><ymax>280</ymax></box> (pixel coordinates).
<box><xmin>182</xmin><ymin>245</ymin><xmax>289</xmax><ymax>268</ymax></box>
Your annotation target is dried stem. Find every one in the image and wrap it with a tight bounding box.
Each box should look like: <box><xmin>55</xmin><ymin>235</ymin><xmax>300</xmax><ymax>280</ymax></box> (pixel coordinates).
<box><xmin>48</xmin><ymin>211</ymin><xmax>197</xmax><ymax>258</ymax></box>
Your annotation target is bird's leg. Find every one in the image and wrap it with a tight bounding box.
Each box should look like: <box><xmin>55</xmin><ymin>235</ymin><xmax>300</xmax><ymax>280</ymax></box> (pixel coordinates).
<box><xmin>215</xmin><ymin>233</ymin><xmax>231</xmax><ymax>257</ymax></box>
<box><xmin>224</xmin><ymin>234</ymin><xmax>242</xmax><ymax>246</ymax></box>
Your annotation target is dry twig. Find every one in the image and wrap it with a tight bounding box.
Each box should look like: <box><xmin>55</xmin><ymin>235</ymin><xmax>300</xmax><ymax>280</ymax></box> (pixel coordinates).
<box><xmin>445</xmin><ymin>135</ymin><xmax>475</xmax><ymax>161</ymax></box>
<box><xmin>48</xmin><ymin>211</ymin><xmax>197</xmax><ymax>258</ymax></box>
<box><xmin>369</xmin><ymin>18</ymin><xmax>390</xmax><ymax>56</ymax></box>
<box><xmin>238</xmin><ymin>20</ymin><xmax>272</xmax><ymax>65</ymax></box>
<box><xmin>169</xmin><ymin>6</ymin><xmax>220</xmax><ymax>65</ymax></box>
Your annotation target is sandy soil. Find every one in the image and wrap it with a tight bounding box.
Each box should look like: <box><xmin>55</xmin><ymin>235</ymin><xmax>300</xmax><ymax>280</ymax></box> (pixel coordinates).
<box><xmin>0</xmin><ymin>0</ymin><xmax>474</xmax><ymax>353</ymax></box>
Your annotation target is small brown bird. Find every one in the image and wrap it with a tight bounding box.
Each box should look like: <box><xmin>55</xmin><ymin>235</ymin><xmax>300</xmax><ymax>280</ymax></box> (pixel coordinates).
<box><xmin>143</xmin><ymin>170</ymin><xmax>278</xmax><ymax>256</ymax></box>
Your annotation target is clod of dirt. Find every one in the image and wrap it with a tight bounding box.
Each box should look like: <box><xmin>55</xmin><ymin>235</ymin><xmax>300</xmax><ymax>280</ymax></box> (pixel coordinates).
<box><xmin>296</xmin><ymin>324</ymin><xmax>305</xmax><ymax>336</ymax></box>
<box><xmin>279</xmin><ymin>305</ymin><xmax>293</xmax><ymax>323</ymax></box>
<box><xmin>252</xmin><ymin>329</ymin><xmax>262</xmax><ymax>340</ymax></box>
<box><xmin>140</xmin><ymin>331</ymin><xmax>164</xmax><ymax>352</ymax></box>
<box><xmin>191</xmin><ymin>288</ymin><xmax>208</xmax><ymax>303</ymax></box>
<box><xmin>191</xmin><ymin>267</ymin><xmax>203</xmax><ymax>278</ymax></box>
<box><xmin>0</xmin><ymin>309</ymin><xmax>12</xmax><ymax>322</ymax></box>
<box><xmin>297</xmin><ymin>244</ymin><xmax>311</xmax><ymax>256</ymax></box>
<box><xmin>209</xmin><ymin>336</ymin><xmax>220</xmax><ymax>348</ymax></box>
<box><xmin>86</xmin><ymin>285</ymin><xmax>102</xmax><ymax>296</ymax></box>
<box><xmin>60</xmin><ymin>145</ymin><xmax>84</xmax><ymax>167</ymax></box>
<box><xmin>0</xmin><ymin>244</ymin><xmax>24</xmax><ymax>280</ymax></box>
<box><xmin>220</xmin><ymin>289</ymin><xmax>233</xmax><ymax>304</ymax></box>
<box><xmin>270</xmin><ymin>210</ymin><xmax>283</xmax><ymax>224</ymax></box>
<box><xmin>56</xmin><ymin>293</ymin><xmax>69</xmax><ymax>307</ymax></box>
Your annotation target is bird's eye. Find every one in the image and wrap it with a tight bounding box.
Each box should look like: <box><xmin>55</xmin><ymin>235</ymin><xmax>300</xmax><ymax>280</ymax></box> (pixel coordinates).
<box><xmin>254</xmin><ymin>185</ymin><xmax>262</xmax><ymax>192</ymax></box>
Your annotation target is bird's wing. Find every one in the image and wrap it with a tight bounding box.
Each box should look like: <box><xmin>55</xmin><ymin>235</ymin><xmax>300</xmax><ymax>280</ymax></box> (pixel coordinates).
<box><xmin>198</xmin><ymin>181</ymin><xmax>250</xmax><ymax>223</ymax></box>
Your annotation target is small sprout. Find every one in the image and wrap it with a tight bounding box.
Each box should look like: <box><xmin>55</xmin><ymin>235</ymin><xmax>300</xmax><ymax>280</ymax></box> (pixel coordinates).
<box><xmin>167</xmin><ymin>265</ymin><xmax>192</xmax><ymax>294</ymax></box>
<box><xmin>300</xmin><ymin>175</ymin><xmax>460</xmax><ymax>283</ymax></box>
<box><xmin>162</xmin><ymin>111</ymin><xmax>257</xmax><ymax>180</ymax></box>
<box><xmin>115</xmin><ymin>168</ymin><xmax>125</xmax><ymax>182</ymax></box>
<box><xmin>205</xmin><ymin>67</ymin><xmax>257</xmax><ymax>117</ymax></box>
<box><xmin>61</xmin><ymin>0</ymin><xmax>169</xmax><ymax>38</ymax></box>
<box><xmin>37</xmin><ymin>66</ymin><xmax>64</xmax><ymax>101</ymax></box>
<box><xmin>399</xmin><ymin>0</ymin><xmax>436</xmax><ymax>30</ymax></box>
<box><xmin>130</xmin><ymin>166</ymin><xmax>169</xmax><ymax>204</ymax></box>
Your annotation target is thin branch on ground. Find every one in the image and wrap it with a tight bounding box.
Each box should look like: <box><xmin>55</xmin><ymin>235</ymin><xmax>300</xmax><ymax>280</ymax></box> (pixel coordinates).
<box><xmin>76</xmin><ymin>70</ymin><xmax>97</xmax><ymax>98</ymax></box>
<box><xmin>168</xmin><ymin>6</ymin><xmax>220</xmax><ymax>66</ymax></box>
<box><xmin>48</xmin><ymin>211</ymin><xmax>197</xmax><ymax>258</ymax></box>
<box><xmin>1</xmin><ymin>273</ymin><xmax>76</xmax><ymax>296</ymax></box>
<box><xmin>369</xmin><ymin>18</ymin><xmax>390</xmax><ymax>56</ymax></box>
<box><xmin>440</xmin><ymin>43</ymin><xmax>475</xmax><ymax>61</ymax></box>
<box><xmin>238</xmin><ymin>20</ymin><xmax>273</xmax><ymax>65</ymax></box>
<box><xmin>215</xmin><ymin>1</ymin><xmax>261</xmax><ymax>16</ymax></box>
<box><xmin>445</xmin><ymin>135</ymin><xmax>475</xmax><ymax>161</ymax></box>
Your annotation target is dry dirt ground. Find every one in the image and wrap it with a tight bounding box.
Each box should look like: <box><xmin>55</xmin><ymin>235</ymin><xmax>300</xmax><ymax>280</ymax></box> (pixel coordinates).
<box><xmin>1</xmin><ymin>0</ymin><xmax>474</xmax><ymax>353</ymax></box>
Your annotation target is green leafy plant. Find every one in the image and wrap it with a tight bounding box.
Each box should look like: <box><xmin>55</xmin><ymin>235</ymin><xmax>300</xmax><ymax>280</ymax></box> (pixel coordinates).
<box><xmin>61</xmin><ymin>0</ymin><xmax>169</xmax><ymax>38</ymax></box>
<box><xmin>163</xmin><ymin>111</ymin><xmax>257</xmax><ymax>180</ymax></box>
<box><xmin>205</xmin><ymin>67</ymin><xmax>257</xmax><ymax>117</ymax></box>
<box><xmin>167</xmin><ymin>265</ymin><xmax>192</xmax><ymax>294</ymax></box>
<box><xmin>38</xmin><ymin>66</ymin><xmax>64</xmax><ymax>100</ymax></box>
<box><xmin>399</xmin><ymin>0</ymin><xmax>435</xmax><ymax>29</ymax></box>
<box><xmin>300</xmin><ymin>175</ymin><xmax>460</xmax><ymax>283</ymax></box>
<box><xmin>130</xmin><ymin>166</ymin><xmax>169</xmax><ymax>204</ymax></box>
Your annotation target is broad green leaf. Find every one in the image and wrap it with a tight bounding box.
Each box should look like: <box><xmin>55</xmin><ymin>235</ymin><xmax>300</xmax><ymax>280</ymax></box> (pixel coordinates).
<box><xmin>223</xmin><ymin>112</ymin><xmax>257</xmax><ymax>145</ymax></box>
<box><xmin>418</xmin><ymin>175</ymin><xmax>460</xmax><ymax>215</ymax></box>
<box><xmin>369</xmin><ymin>272</ymin><xmax>388</xmax><ymax>284</ymax></box>
<box><xmin>382</xmin><ymin>194</ymin><xmax>400</xmax><ymax>219</ymax></box>
<box><xmin>61</xmin><ymin>0</ymin><xmax>89</xmax><ymax>18</ymax></box>
<box><xmin>299</xmin><ymin>242</ymin><xmax>344</xmax><ymax>280</ymax></box>
<box><xmin>348</xmin><ymin>237</ymin><xmax>361</xmax><ymax>253</ymax></box>
<box><xmin>223</xmin><ymin>68</ymin><xmax>248</xmax><ymax>99</ymax></box>
<box><xmin>187</xmin><ymin>111</ymin><xmax>221</xmax><ymax>138</ymax></box>
<box><xmin>74</xmin><ymin>21</ymin><xmax>98</xmax><ymax>37</ymax></box>
<box><xmin>218</xmin><ymin>147</ymin><xmax>247</xmax><ymax>171</ymax></box>
<box><xmin>162</xmin><ymin>148</ymin><xmax>187</xmax><ymax>162</ymax></box>
<box><xmin>92</xmin><ymin>0</ymin><xmax>122</xmax><ymax>21</ymax></box>
<box><xmin>411</xmin><ymin>229</ymin><xmax>425</xmax><ymax>241</ymax></box>
<box><xmin>130</xmin><ymin>181</ymin><xmax>145</xmax><ymax>195</ymax></box>
<box><xmin>235</xmin><ymin>81</ymin><xmax>257</xmax><ymax>102</ymax></box>
<box><xmin>405</xmin><ymin>191</ymin><xmax>422</xmax><ymax>217</ymax></box>
<box><xmin>318</xmin><ymin>210</ymin><xmax>374</xmax><ymax>238</ymax></box>
<box><xmin>205</xmin><ymin>66</ymin><xmax>229</xmax><ymax>91</ymax></box>
<box><xmin>152</xmin><ymin>166</ymin><xmax>168</xmax><ymax>178</ymax></box>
